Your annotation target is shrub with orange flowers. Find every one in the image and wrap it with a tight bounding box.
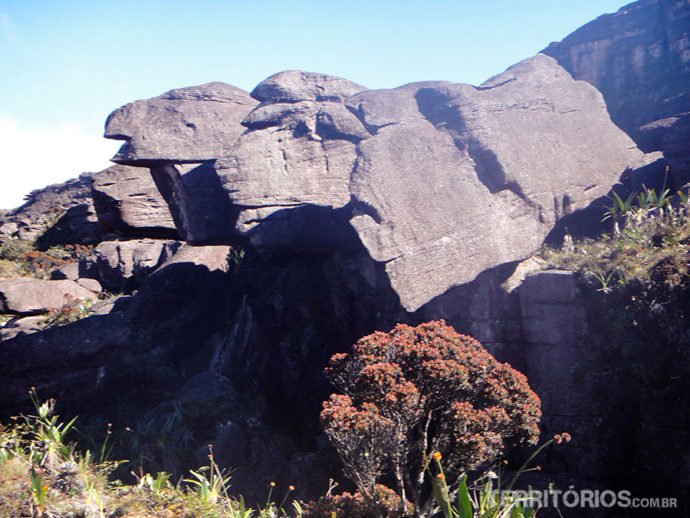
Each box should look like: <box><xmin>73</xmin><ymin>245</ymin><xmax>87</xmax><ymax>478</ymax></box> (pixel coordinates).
<box><xmin>320</xmin><ymin>320</ymin><xmax>541</xmax><ymax>516</ymax></box>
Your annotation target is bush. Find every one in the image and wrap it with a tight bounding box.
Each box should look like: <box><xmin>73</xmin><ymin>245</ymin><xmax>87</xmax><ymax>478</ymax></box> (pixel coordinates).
<box><xmin>320</xmin><ymin>320</ymin><xmax>541</xmax><ymax>517</ymax></box>
<box><xmin>303</xmin><ymin>484</ymin><xmax>412</xmax><ymax>518</ymax></box>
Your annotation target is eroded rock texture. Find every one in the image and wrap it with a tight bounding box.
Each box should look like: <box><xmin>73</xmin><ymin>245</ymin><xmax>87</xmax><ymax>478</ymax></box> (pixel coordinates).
<box><xmin>348</xmin><ymin>55</ymin><xmax>642</xmax><ymax>310</ymax></box>
<box><xmin>91</xmin><ymin>164</ymin><xmax>178</xmax><ymax>238</ymax></box>
<box><xmin>105</xmin><ymin>82</ymin><xmax>258</xmax><ymax>163</ymax></box>
<box><xmin>543</xmin><ymin>0</ymin><xmax>690</xmax><ymax>155</ymax></box>
<box><xmin>106</xmin><ymin>56</ymin><xmax>643</xmax><ymax>311</ymax></box>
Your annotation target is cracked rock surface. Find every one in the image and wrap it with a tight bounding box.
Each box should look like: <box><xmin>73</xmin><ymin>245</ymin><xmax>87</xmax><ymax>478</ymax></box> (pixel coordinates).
<box><xmin>105</xmin><ymin>55</ymin><xmax>645</xmax><ymax>311</ymax></box>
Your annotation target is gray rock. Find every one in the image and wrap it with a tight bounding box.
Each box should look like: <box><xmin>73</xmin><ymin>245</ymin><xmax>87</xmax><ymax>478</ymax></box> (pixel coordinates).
<box><xmin>35</xmin><ymin>203</ymin><xmax>101</xmax><ymax>247</ymax></box>
<box><xmin>76</xmin><ymin>278</ymin><xmax>102</xmax><ymax>294</ymax></box>
<box><xmin>0</xmin><ymin>174</ymin><xmax>95</xmax><ymax>241</ymax></box>
<box><xmin>51</xmin><ymin>262</ymin><xmax>80</xmax><ymax>281</ymax></box>
<box><xmin>89</xmin><ymin>294</ymin><xmax>132</xmax><ymax>315</ymax></box>
<box><xmin>0</xmin><ymin>278</ymin><xmax>97</xmax><ymax>315</ymax></box>
<box><xmin>664</xmin><ymin>113</ymin><xmax>690</xmax><ymax>187</ymax></box>
<box><xmin>0</xmin><ymin>311</ymin><xmax>129</xmax><ymax>416</ymax></box>
<box><xmin>217</xmin><ymin>101</ymin><xmax>361</xmax><ymax>247</ymax></box>
<box><xmin>543</xmin><ymin>0</ymin><xmax>690</xmax><ymax>153</ymax></box>
<box><xmin>149</xmin><ymin>162</ymin><xmax>240</xmax><ymax>244</ymax></box>
<box><xmin>80</xmin><ymin>239</ymin><xmax>182</xmax><ymax>292</ymax></box>
<box><xmin>518</xmin><ymin>270</ymin><xmax>593</xmax><ymax>419</ymax></box>
<box><xmin>519</xmin><ymin>270</ymin><xmax>584</xmax><ymax>346</ymax></box>
<box><xmin>251</xmin><ymin>70</ymin><xmax>366</xmax><ymax>103</ymax></box>
<box><xmin>91</xmin><ymin>164</ymin><xmax>178</xmax><ymax>237</ymax></box>
<box><xmin>105</xmin><ymin>82</ymin><xmax>258</xmax><ymax>164</ymax></box>
<box><xmin>349</xmin><ymin>55</ymin><xmax>642</xmax><ymax>310</ymax></box>
<box><xmin>0</xmin><ymin>315</ymin><xmax>48</xmax><ymax>341</ymax></box>
<box><xmin>103</xmin><ymin>57</ymin><xmax>644</xmax><ymax>311</ymax></box>
<box><xmin>0</xmin><ymin>222</ymin><xmax>18</xmax><ymax>237</ymax></box>
<box><xmin>155</xmin><ymin>243</ymin><xmax>231</xmax><ymax>273</ymax></box>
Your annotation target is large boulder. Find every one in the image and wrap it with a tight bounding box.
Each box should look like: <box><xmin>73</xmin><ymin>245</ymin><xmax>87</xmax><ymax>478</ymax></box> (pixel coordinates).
<box><xmin>105</xmin><ymin>57</ymin><xmax>645</xmax><ymax>311</ymax></box>
<box><xmin>35</xmin><ymin>202</ymin><xmax>101</xmax><ymax>247</ymax></box>
<box><xmin>251</xmin><ymin>70</ymin><xmax>366</xmax><ymax>103</ymax></box>
<box><xmin>543</xmin><ymin>0</ymin><xmax>690</xmax><ymax>153</ymax></box>
<box><xmin>147</xmin><ymin>72</ymin><xmax>367</xmax><ymax>246</ymax></box>
<box><xmin>104</xmin><ymin>82</ymin><xmax>258</xmax><ymax>164</ymax></box>
<box><xmin>91</xmin><ymin>164</ymin><xmax>178</xmax><ymax>238</ymax></box>
<box><xmin>347</xmin><ymin>54</ymin><xmax>642</xmax><ymax>310</ymax></box>
<box><xmin>0</xmin><ymin>278</ymin><xmax>97</xmax><ymax>315</ymax></box>
<box><xmin>80</xmin><ymin>239</ymin><xmax>181</xmax><ymax>292</ymax></box>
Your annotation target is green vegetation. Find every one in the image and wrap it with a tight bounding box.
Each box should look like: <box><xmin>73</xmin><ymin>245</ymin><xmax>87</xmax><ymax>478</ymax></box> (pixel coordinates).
<box><xmin>544</xmin><ymin>186</ymin><xmax>689</xmax><ymax>292</ymax></box>
<box><xmin>0</xmin><ymin>321</ymin><xmax>555</xmax><ymax>518</ymax></box>
<box><xmin>0</xmin><ymin>238</ymin><xmax>93</xmax><ymax>281</ymax></box>
<box><xmin>541</xmin><ymin>185</ymin><xmax>690</xmax><ymax>349</ymax></box>
<box><xmin>0</xmin><ymin>390</ymin><xmax>301</xmax><ymax>517</ymax></box>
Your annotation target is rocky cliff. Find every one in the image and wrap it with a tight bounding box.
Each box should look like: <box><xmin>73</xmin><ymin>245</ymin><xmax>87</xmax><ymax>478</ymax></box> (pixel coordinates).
<box><xmin>543</xmin><ymin>0</ymin><xmax>690</xmax><ymax>184</ymax></box>
<box><xmin>105</xmin><ymin>55</ymin><xmax>644</xmax><ymax>311</ymax></box>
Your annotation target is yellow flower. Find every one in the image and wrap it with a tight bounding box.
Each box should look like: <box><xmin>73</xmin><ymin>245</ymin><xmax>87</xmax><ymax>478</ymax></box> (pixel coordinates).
<box><xmin>270</xmin><ymin>481</ymin><xmax>276</xmax><ymax>487</ymax></box>
<box><xmin>431</xmin><ymin>451</ymin><xmax>442</xmax><ymax>461</ymax></box>
<box><xmin>436</xmin><ymin>473</ymin><xmax>445</xmax><ymax>481</ymax></box>
<box><xmin>289</xmin><ymin>485</ymin><xmax>295</xmax><ymax>491</ymax></box>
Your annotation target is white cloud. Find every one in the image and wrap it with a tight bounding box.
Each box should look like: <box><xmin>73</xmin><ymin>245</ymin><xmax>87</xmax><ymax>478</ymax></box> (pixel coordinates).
<box><xmin>0</xmin><ymin>117</ymin><xmax>121</xmax><ymax>209</ymax></box>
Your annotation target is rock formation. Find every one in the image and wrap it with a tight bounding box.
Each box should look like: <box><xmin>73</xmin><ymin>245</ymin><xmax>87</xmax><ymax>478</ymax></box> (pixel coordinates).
<box><xmin>1</xmin><ymin>0</ymin><xmax>689</xmax><ymax>506</ymax></box>
<box><xmin>543</xmin><ymin>0</ymin><xmax>690</xmax><ymax>183</ymax></box>
<box><xmin>105</xmin><ymin>82</ymin><xmax>258</xmax><ymax>163</ymax></box>
<box><xmin>91</xmin><ymin>164</ymin><xmax>178</xmax><ymax>238</ymax></box>
<box><xmin>106</xmin><ymin>55</ymin><xmax>643</xmax><ymax>311</ymax></box>
<box><xmin>0</xmin><ymin>278</ymin><xmax>97</xmax><ymax>314</ymax></box>
<box><xmin>0</xmin><ymin>174</ymin><xmax>99</xmax><ymax>243</ymax></box>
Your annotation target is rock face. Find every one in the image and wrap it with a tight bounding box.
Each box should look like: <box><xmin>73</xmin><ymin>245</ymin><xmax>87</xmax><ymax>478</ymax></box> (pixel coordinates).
<box><xmin>91</xmin><ymin>164</ymin><xmax>178</xmax><ymax>238</ymax></box>
<box><xmin>215</xmin><ymin>71</ymin><xmax>367</xmax><ymax>249</ymax></box>
<box><xmin>0</xmin><ymin>174</ymin><xmax>96</xmax><ymax>241</ymax></box>
<box><xmin>35</xmin><ymin>203</ymin><xmax>101</xmax><ymax>248</ymax></box>
<box><xmin>347</xmin><ymin>55</ymin><xmax>642</xmax><ymax>310</ymax></box>
<box><xmin>80</xmin><ymin>239</ymin><xmax>181</xmax><ymax>292</ymax></box>
<box><xmin>543</xmin><ymin>0</ymin><xmax>690</xmax><ymax>154</ymax></box>
<box><xmin>107</xmin><ymin>57</ymin><xmax>643</xmax><ymax>310</ymax></box>
<box><xmin>5</xmin><ymin>8</ymin><xmax>686</xmax><ymax>501</ymax></box>
<box><xmin>105</xmin><ymin>82</ymin><xmax>258</xmax><ymax>164</ymax></box>
<box><xmin>663</xmin><ymin>113</ymin><xmax>690</xmax><ymax>186</ymax></box>
<box><xmin>251</xmin><ymin>70</ymin><xmax>366</xmax><ymax>103</ymax></box>
<box><xmin>0</xmin><ymin>278</ymin><xmax>97</xmax><ymax>315</ymax></box>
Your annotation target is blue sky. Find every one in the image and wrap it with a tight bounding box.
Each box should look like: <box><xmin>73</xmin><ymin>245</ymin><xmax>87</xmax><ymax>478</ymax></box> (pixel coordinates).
<box><xmin>0</xmin><ymin>0</ymin><xmax>630</xmax><ymax>209</ymax></box>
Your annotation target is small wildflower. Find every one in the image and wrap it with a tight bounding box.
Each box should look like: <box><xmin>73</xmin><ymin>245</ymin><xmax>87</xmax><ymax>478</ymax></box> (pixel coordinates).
<box><xmin>289</xmin><ymin>485</ymin><xmax>295</xmax><ymax>491</ymax></box>
<box><xmin>436</xmin><ymin>473</ymin><xmax>445</xmax><ymax>481</ymax></box>
<box><xmin>270</xmin><ymin>481</ymin><xmax>276</xmax><ymax>487</ymax></box>
<box><xmin>554</xmin><ymin>432</ymin><xmax>572</xmax><ymax>444</ymax></box>
<box><xmin>431</xmin><ymin>451</ymin><xmax>442</xmax><ymax>462</ymax></box>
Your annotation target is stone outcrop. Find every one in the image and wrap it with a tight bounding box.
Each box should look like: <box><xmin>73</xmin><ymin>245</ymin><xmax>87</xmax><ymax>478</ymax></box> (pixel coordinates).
<box><xmin>543</xmin><ymin>0</ymin><xmax>690</xmax><ymax>155</ymax></box>
<box><xmin>347</xmin><ymin>55</ymin><xmax>642</xmax><ymax>310</ymax></box>
<box><xmin>105</xmin><ymin>82</ymin><xmax>258</xmax><ymax>164</ymax></box>
<box><xmin>34</xmin><ymin>203</ymin><xmax>101</xmax><ymax>248</ymax></box>
<box><xmin>215</xmin><ymin>71</ymin><xmax>367</xmax><ymax>249</ymax></box>
<box><xmin>106</xmin><ymin>56</ymin><xmax>644</xmax><ymax>311</ymax></box>
<box><xmin>0</xmin><ymin>278</ymin><xmax>98</xmax><ymax>315</ymax></box>
<box><xmin>91</xmin><ymin>164</ymin><xmax>178</xmax><ymax>238</ymax></box>
<box><xmin>80</xmin><ymin>239</ymin><xmax>182</xmax><ymax>292</ymax></box>
<box><xmin>0</xmin><ymin>315</ymin><xmax>49</xmax><ymax>341</ymax></box>
<box><xmin>0</xmin><ymin>174</ymin><xmax>96</xmax><ymax>241</ymax></box>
